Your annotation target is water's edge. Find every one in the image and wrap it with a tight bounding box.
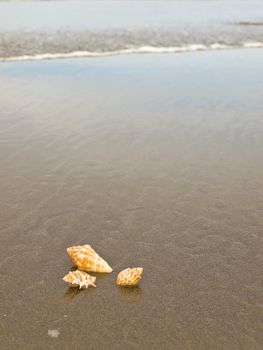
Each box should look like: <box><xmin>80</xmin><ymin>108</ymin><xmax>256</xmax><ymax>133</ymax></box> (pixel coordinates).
<box><xmin>1</xmin><ymin>42</ymin><xmax>263</xmax><ymax>62</ymax></box>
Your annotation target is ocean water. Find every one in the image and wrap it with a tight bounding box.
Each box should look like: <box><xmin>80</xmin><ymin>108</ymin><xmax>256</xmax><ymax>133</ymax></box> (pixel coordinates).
<box><xmin>0</xmin><ymin>0</ymin><xmax>263</xmax><ymax>60</ymax></box>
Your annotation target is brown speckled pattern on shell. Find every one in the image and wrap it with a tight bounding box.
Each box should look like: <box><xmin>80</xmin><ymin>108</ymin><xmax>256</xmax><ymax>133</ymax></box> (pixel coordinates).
<box><xmin>67</xmin><ymin>245</ymin><xmax>113</xmax><ymax>273</ymax></box>
<box><xmin>63</xmin><ymin>270</ymin><xmax>96</xmax><ymax>289</ymax></box>
<box><xmin>116</xmin><ymin>267</ymin><xmax>143</xmax><ymax>286</ymax></box>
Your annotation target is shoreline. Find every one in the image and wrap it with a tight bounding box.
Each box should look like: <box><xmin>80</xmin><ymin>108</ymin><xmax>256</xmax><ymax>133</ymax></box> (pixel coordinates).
<box><xmin>1</xmin><ymin>42</ymin><xmax>263</xmax><ymax>63</ymax></box>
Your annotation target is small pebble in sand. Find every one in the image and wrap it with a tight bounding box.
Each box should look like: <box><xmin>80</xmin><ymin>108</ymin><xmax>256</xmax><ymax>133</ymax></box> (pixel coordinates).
<box><xmin>48</xmin><ymin>329</ymin><xmax>60</xmax><ymax>338</ymax></box>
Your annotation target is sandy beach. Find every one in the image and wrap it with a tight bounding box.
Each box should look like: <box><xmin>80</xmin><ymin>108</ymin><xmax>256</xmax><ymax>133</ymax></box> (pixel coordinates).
<box><xmin>0</xmin><ymin>49</ymin><xmax>263</xmax><ymax>349</ymax></box>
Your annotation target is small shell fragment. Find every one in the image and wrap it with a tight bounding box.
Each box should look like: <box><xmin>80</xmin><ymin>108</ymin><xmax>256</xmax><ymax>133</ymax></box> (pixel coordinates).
<box><xmin>67</xmin><ymin>245</ymin><xmax>113</xmax><ymax>273</ymax></box>
<box><xmin>63</xmin><ymin>270</ymin><xmax>96</xmax><ymax>289</ymax></box>
<box><xmin>116</xmin><ymin>267</ymin><xmax>143</xmax><ymax>287</ymax></box>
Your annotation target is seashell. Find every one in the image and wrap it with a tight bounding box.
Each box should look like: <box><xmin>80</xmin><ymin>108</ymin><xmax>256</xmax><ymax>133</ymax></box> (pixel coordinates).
<box><xmin>63</xmin><ymin>269</ymin><xmax>96</xmax><ymax>289</ymax></box>
<box><xmin>116</xmin><ymin>267</ymin><xmax>143</xmax><ymax>287</ymax></box>
<box><xmin>67</xmin><ymin>245</ymin><xmax>113</xmax><ymax>273</ymax></box>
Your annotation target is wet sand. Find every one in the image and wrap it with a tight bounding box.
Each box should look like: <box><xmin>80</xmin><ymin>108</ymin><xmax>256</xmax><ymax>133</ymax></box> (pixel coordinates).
<box><xmin>0</xmin><ymin>49</ymin><xmax>263</xmax><ymax>350</ymax></box>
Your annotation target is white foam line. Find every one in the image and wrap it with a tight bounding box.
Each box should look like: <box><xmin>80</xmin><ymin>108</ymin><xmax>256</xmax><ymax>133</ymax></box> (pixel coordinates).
<box><xmin>243</xmin><ymin>42</ymin><xmax>263</xmax><ymax>48</ymax></box>
<box><xmin>1</xmin><ymin>42</ymin><xmax>262</xmax><ymax>62</ymax></box>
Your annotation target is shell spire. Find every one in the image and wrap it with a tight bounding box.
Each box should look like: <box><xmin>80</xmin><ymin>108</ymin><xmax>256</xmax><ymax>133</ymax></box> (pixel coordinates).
<box><xmin>67</xmin><ymin>245</ymin><xmax>113</xmax><ymax>273</ymax></box>
<box><xmin>63</xmin><ymin>270</ymin><xmax>96</xmax><ymax>289</ymax></box>
<box><xmin>116</xmin><ymin>267</ymin><xmax>143</xmax><ymax>286</ymax></box>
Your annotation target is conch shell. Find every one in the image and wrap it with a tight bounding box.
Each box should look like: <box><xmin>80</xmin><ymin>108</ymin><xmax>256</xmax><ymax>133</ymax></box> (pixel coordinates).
<box><xmin>116</xmin><ymin>267</ymin><xmax>143</xmax><ymax>286</ymax></box>
<box><xmin>63</xmin><ymin>270</ymin><xmax>96</xmax><ymax>289</ymax></box>
<box><xmin>67</xmin><ymin>245</ymin><xmax>113</xmax><ymax>273</ymax></box>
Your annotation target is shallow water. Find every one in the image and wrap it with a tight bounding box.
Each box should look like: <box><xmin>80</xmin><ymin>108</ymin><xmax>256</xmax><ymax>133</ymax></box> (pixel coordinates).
<box><xmin>0</xmin><ymin>0</ymin><xmax>263</xmax><ymax>59</ymax></box>
<box><xmin>0</xmin><ymin>49</ymin><xmax>263</xmax><ymax>349</ymax></box>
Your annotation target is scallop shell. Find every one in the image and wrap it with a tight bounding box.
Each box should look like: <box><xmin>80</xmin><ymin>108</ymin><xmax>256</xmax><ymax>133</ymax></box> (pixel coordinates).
<box><xmin>116</xmin><ymin>267</ymin><xmax>143</xmax><ymax>286</ymax></box>
<box><xmin>63</xmin><ymin>270</ymin><xmax>96</xmax><ymax>289</ymax></box>
<box><xmin>67</xmin><ymin>245</ymin><xmax>113</xmax><ymax>273</ymax></box>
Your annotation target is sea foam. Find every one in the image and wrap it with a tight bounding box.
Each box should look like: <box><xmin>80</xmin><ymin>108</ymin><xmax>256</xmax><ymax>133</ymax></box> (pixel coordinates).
<box><xmin>1</xmin><ymin>42</ymin><xmax>263</xmax><ymax>62</ymax></box>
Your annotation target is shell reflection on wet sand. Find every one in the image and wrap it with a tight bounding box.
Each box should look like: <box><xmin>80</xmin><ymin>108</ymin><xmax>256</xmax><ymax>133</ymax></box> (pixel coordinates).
<box><xmin>116</xmin><ymin>268</ymin><xmax>143</xmax><ymax>287</ymax></box>
<box><xmin>67</xmin><ymin>245</ymin><xmax>113</xmax><ymax>273</ymax></box>
<box><xmin>63</xmin><ymin>270</ymin><xmax>96</xmax><ymax>289</ymax></box>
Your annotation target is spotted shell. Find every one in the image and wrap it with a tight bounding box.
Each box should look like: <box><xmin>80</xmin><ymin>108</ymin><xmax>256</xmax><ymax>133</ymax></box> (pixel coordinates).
<box><xmin>63</xmin><ymin>270</ymin><xmax>96</xmax><ymax>289</ymax></box>
<box><xmin>67</xmin><ymin>245</ymin><xmax>113</xmax><ymax>273</ymax></box>
<box><xmin>116</xmin><ymin>267</ymin><xmax>143</xmax><ymax>286</ymax></box>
